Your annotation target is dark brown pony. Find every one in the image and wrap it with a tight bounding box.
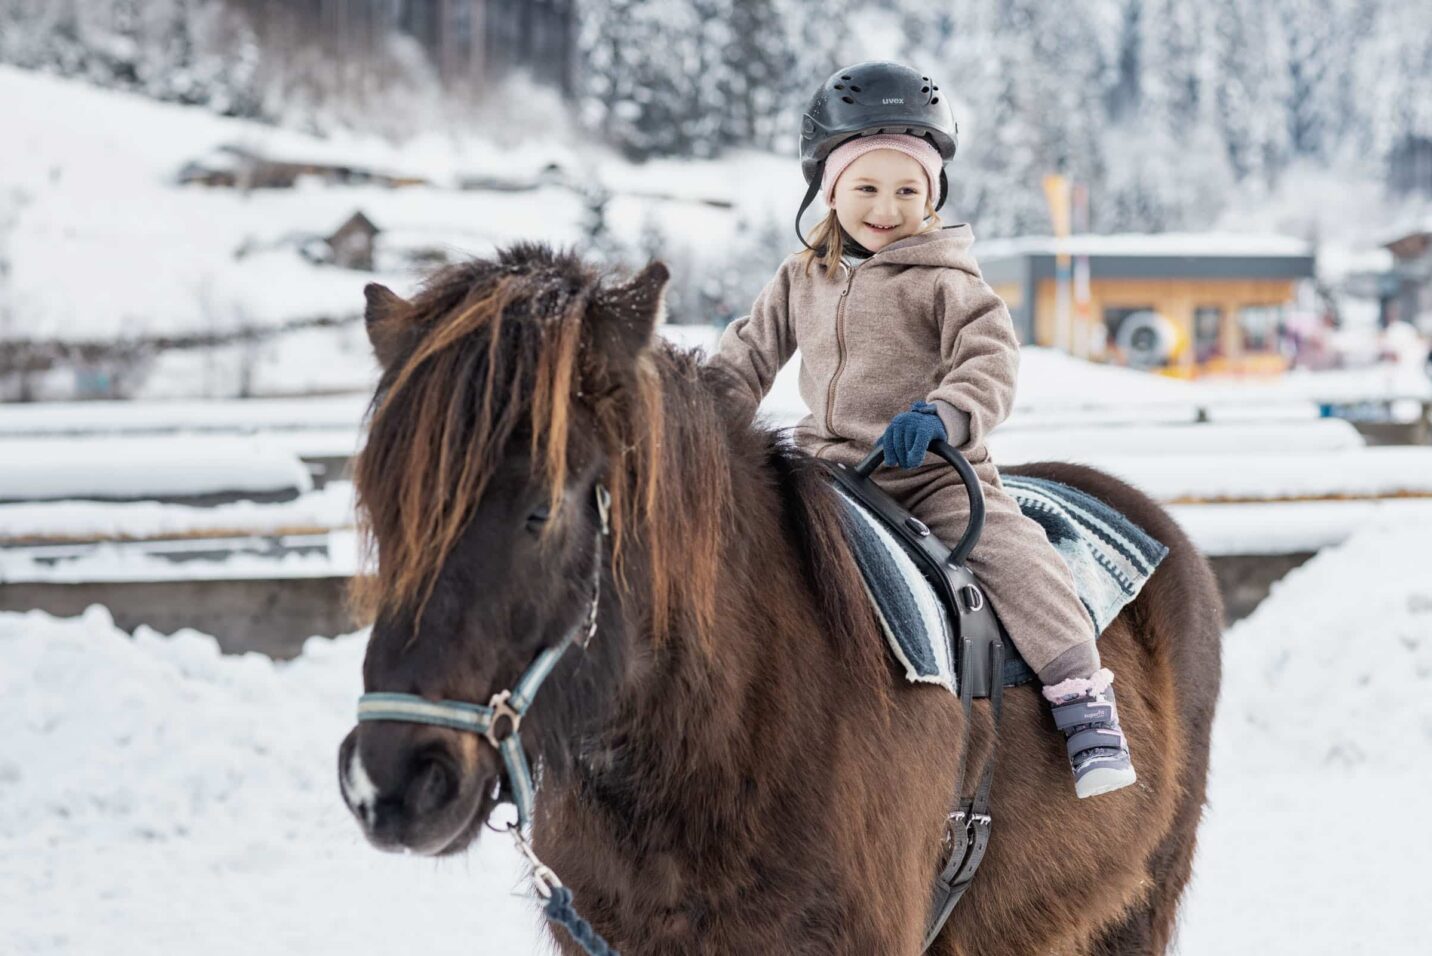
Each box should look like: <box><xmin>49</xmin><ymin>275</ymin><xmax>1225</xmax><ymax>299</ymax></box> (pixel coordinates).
<box><xmin>337</xmin><ymin>243</ymin><xmax>1222</xmax><ymax>955</ymax></box>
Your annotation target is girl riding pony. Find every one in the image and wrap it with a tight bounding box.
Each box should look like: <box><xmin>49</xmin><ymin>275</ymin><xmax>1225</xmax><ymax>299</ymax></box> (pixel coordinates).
<box><xmin>708</xmin><ymin>61</ymin><xmax>1135</xmax><ymax>798</ymax></box>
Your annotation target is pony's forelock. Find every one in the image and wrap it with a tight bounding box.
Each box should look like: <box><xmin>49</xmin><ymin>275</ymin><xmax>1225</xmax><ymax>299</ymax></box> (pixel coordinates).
<box><xmin>348</xmin><ymin>249</ymin><xmax>729</xmax><ymax>650</ymax></box>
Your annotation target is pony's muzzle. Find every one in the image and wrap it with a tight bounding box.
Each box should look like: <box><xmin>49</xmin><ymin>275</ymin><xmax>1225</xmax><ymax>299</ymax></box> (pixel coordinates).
<box><xmin>337</xmin><ymin>723</ymin><xmax>495</xmax><ymax>856</ymax></box>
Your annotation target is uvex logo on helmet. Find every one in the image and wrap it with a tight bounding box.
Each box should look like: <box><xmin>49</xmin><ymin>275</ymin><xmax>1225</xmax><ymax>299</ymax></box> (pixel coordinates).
<box><xmin>883</xmin><ymin>97</ymin><xmax>904</xmax><ymax>104</ymax></box>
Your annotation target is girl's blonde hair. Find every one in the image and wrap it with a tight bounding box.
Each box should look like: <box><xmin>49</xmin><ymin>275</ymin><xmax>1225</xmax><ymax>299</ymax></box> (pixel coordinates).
<box><xmin>797</xmin><ymin>199</ymin><xmax>943</xmax><ymax>279</ymax></box>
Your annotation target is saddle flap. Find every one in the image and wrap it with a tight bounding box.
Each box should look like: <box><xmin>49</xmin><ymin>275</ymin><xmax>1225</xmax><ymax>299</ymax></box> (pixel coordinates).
<box><xmin>823</xmin><ymin>460</ymin><xmax>1017</xmax><ymax>698</ymax></box>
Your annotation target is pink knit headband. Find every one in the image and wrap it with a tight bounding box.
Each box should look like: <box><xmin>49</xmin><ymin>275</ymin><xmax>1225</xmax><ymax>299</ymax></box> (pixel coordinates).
<box><xmin>820</xmin><ymin>134</ymin><xmax>943</xmax><ymax>206</ymax></box>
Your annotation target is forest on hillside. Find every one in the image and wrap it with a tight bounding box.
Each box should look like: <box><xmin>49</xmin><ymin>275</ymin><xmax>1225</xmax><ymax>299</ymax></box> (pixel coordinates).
<box><xmin>2</xmin><ymin>0</ymin><xmax>1428</xmax><ymax>237</ymax></box>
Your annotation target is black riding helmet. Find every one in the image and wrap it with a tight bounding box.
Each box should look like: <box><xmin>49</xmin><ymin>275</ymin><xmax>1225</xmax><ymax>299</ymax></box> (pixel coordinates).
<box><xmin>795</xmin><ymin>61</ymin><xmax>959</xmax><ymax>252</ymax></box>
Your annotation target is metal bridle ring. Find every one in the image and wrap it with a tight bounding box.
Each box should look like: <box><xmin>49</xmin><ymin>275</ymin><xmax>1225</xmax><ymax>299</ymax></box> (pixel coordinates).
<box><xmin>484</xmin><ymin>689</ymin><xmax>522</xmax><ymax>749</ymax></box>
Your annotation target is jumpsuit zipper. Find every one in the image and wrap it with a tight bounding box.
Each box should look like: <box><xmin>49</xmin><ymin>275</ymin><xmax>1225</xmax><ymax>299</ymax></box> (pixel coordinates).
<box><xmin>825</xmin><ymin>259</ymin><xmax>861</xmax><ymax>435</ymax></box>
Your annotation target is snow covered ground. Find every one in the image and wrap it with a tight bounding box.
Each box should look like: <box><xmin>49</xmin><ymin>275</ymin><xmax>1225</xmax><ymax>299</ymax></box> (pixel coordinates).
<box><xmin>0</xmin><ymin>64</ymin><xmax>794</xmax><ymax>345</ymax></box>
<box><xmin>3</xmin><ymin>512</ymin><xmax>1429</xmax><ymax>954</ymax></box>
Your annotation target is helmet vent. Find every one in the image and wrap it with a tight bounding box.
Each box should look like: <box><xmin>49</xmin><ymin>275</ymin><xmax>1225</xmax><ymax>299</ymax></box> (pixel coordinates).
<box><xmin>849</xmin><ymin>85</ymin><xmax>862</xmax><ymax>92</ymax></box>
<box><xmin>834</xmin><ymin>83</ymin><xmax>844</xmax><ymax>90</ymax></box>
<box><xmin>841</xmin><ymin>96</ymin><xmax>855</xmax><ymax>104</ymax></box>
<box><xmin>931</xmin><ymin>97</ymin><xmax>940</xmax><ymax>104</ymax></box>
<box><xmin>841</xmin><ymin>74</ymin><xmax>852</xmax><ymax>80</ymax></box>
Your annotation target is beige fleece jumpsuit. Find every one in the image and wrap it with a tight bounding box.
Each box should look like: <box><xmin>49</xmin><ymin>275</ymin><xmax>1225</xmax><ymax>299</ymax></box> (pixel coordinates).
<box><xmin>707</xmin><ymin>224</ymin><xmax>1099</xmax><ymax>685</ymax></box>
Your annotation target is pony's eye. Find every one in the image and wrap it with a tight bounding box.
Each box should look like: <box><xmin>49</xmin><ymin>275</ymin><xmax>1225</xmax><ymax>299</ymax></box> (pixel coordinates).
<box><xmin>526</xmin><ymin>504</ymin><xmax>552</xmax><ymax>530</ymax></box>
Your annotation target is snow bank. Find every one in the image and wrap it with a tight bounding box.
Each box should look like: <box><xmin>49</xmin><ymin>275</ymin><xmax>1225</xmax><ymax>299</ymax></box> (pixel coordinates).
<box><xmin>0</xmin><ymin>606</ymin><xmax>545</xmax><ymax>954</ymax></box>
<box><xmin>1214</xmin><ymin>517</ymin><xmax>1432</xmax><ymax>774</ymax></box>
<box><xmin>1175</xmin><ymin>514</ymin><xmax>1432</xmax><ymax>954</ymax></box>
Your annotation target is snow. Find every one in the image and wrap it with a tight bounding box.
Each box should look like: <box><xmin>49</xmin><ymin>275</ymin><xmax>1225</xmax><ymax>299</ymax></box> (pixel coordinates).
<box><xmin>1168</xmin><ymin>498</ymin><xmax>1432</xmax><ymax>556</ymax></box>
<box><xmin>988</xmin><ymin>420</ymin><xmax>1365</xmax><ymax>461</ymax></box>
<box><xmin>1174</xmin><ymin>516</ymin><xmax>1432</xmax><ymax>954</ymax></box>
<box><xmin>0</xmin><ymin>394</ymin><xmax>370</xmax><ymax>437</ymax></box>
<box><xmin>0</xmin><ymin>607</ymin><xmax>544</xmax><ymax>955</ymax></box>
<box><xmin>0</xmin><ymin>436</ymin><xmax>312</xmax><ymax>501</ymax></box>
<box><xmin>977</xmin><ymin>232</ymin><xmax>1315</xmax><ymax>259</ymax></box>
<box><xmin>1050</xmin><ymin>448</ymin><xmax>1432</xmax><ymax>503</ymax></box>
<box><xmin>1009</xmin><ymin>348</ymin><xmax>1202</xmax><ymax>410</ymax></box>
<box><xmin>0</xmin><ymin>482</ymin><xmax>354</xmax><ymax>543</ymax></box>
<box><xmin>0</xmin><ymin>65</ymin><xmax>794</xmax><ymax>350</ymax></box>
<box><xmin>0</xmin><ymin>535</ymin><xmax>357</xmax><ymax>584</ymax></box>
<box><xmin>760</xmin><ymin>346</ymin><xmax>1429</xmax><ymax>435</ymax></box>
<box><xmin>4</xmin><ymin>512</ymin><xmax>1431</xmax><ymax>953</ymax></box>
<box><xmin>756</xmin><ymin>345</ymin><xmax>1432</xmax><ymax>507</ymax></box>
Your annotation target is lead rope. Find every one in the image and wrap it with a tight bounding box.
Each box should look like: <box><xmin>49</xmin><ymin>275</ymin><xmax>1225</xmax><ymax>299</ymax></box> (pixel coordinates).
<box><xmin>507</xmin><ymin>824</ymin><xmax>618</xmax><ymax>956</ymax></box>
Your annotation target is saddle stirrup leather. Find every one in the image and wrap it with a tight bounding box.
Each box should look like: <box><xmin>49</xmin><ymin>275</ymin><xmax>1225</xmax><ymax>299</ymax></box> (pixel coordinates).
<box><xmin>922</xmin><ymin>636</ymin><xmax>1005</xmax><ymax>951</ymax></box>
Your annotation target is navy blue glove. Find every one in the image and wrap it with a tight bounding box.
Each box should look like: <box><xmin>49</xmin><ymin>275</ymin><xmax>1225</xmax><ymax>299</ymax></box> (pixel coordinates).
<box><xmin>880</xmin><ymin>401</ymin><xmax>946</xmax><ymax>468</ymax></box>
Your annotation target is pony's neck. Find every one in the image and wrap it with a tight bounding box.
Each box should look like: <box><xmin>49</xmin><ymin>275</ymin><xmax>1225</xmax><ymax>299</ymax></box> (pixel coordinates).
<box><xmin>546</xmin><ymin>394</ymin><xmax>882</xmax><ymax>858</ymax></box>
<box><xmin>602</xmin><ymin>418</ymin><xmax>821</xmax><ymax>815</ymax></box>
<box><xmin>536</xmin><ymin>365</ymin><xmax>912</xmax><ymax>949</ymax></box>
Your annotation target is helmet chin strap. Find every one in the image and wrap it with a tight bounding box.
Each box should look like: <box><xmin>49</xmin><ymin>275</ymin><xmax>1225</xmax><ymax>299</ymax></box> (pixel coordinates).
<box><xmin>794</xmin><ymin>172</ymin><xmax>823</xmax><ymax>252</ymax></box>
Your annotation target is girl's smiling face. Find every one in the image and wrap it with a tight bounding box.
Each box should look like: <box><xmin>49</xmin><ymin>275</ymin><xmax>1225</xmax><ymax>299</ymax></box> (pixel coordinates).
<box><xmin>830</xmin><ymin>149</ymin><xmax>931</xmax><ymax>251</ymax></box>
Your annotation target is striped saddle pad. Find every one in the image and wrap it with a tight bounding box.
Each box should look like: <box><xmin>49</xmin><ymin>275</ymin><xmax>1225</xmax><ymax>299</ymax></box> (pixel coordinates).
<box><xmin>832</xmin><ymin>473</ymin><xmax>1169</xmax><ymax>693</ymax></box>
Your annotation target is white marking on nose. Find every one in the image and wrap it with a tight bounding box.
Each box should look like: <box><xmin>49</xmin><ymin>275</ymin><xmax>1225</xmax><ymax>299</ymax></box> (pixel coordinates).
<box><xmin>344</xmin><ymin>746</ymin><xmax>380</xmax><ymax>829</ymax></box>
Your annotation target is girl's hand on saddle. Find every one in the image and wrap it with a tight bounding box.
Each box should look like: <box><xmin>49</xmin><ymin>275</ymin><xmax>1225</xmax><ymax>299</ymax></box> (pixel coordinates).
<box><xmin>880</xmin><ymin>401</ymin><xmax>947</xmax><ymax>468</ymax></box>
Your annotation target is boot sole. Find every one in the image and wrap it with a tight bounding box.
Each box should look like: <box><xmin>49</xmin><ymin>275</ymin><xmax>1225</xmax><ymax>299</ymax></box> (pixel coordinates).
<box><xmin>1076</xmin><ymin>765</ymin><xmax>1137</xmax><ymax>799</ymax></box>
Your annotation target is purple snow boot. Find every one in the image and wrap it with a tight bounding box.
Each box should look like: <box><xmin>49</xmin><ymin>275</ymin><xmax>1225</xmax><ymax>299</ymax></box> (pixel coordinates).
<box><xmin>1042</xmin><ymin>668</ymin><xmax>1137</xmax><ymax>799</ymax></box>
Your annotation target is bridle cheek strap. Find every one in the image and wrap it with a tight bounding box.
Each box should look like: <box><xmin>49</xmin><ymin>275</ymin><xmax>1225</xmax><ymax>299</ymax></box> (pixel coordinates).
<box><xmin>355</xmin><ymin>484</ymin><xmax>611</xmax><ymax>831</ymax></box>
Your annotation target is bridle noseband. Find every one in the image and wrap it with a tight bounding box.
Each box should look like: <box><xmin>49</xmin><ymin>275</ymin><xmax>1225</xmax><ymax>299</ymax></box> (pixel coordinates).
<box><xmin>356</xmin><ymin>483</ymin><xmax>611</xmax><ymax>834</ymax></box>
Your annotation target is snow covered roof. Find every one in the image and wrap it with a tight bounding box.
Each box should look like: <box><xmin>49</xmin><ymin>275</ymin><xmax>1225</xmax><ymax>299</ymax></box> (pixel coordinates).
<box><xmin>978</xmin><ymin>232</ymin><xmax>1314</xmax><ymax>260</ymax></box>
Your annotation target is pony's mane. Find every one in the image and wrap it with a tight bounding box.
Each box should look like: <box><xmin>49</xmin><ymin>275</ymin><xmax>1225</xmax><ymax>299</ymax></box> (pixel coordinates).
<box><xmin>350</xmin><ymin>244</ymin><xmax>729</xmax><ymax>647</ymax></box>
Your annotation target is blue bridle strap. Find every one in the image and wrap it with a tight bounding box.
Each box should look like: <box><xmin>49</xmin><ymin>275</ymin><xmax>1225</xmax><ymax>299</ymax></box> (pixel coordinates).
<box><xmin>356</xmin><ymin>689</ymin><xmax>544</xmax><ymax>825</ymax></box>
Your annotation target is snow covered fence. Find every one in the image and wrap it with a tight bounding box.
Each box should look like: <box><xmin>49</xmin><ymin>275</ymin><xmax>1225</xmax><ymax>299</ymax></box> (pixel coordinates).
<box><xmin>1038</xmin><ymin>447</ymin><xmax>1432</xmax><ymax>504</ymax></box>
<box><xmin>0</xmin><ymin>436</ymin><xmax>313</xmax><ymax>504</ymax></box>
<box><xmin>0</xmin><ymin>482</ymin><xmax>354</xmax><ymax>545</ymax></box>
<box><xmin>0</xmin><ymin>394</ymin><xmax>368</xmax><ymax>438</ymax></box>
<box><xmin>988</xmin><ymin>419</ymin><xmax>1366</xmax><ymax>461</ymax></box>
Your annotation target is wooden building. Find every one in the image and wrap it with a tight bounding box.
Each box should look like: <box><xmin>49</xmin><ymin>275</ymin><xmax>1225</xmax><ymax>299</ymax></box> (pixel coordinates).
<box><xmin>1383</xmin><ymin>226</ymin><xmax>1432</xmax><ymax>332</ymax></box>
<box><xmin>326</xmin><ymin>211</ymin><xmax>381</xmax><ymax>271</ymax></box>
<box><xmin>978</xmin><ymin>234</ymin><xmax>1317</xmax><ymax>379</ymax></box>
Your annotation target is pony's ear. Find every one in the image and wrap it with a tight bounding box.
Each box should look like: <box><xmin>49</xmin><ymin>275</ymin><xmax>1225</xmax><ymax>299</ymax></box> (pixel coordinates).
<box><xmin>586</xmin><ymin>261</ymin><xmax>669</xmax><ymax>376</ymax></box>
<box><xmin>364</xmin><ymin>283</ymin><xmax>415</xmax><ymax>371</ymax></box>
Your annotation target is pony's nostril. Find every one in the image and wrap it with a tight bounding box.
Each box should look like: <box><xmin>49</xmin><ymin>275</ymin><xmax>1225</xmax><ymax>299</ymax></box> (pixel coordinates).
<box><xmin>405</xmin><ymin>754</ymin><xmax>458</xmax><ymax>818</ymax></box>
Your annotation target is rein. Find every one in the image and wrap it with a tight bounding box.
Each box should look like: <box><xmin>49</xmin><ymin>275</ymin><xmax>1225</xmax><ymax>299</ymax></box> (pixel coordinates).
<box><xmin>356</xmin><ymin>483</ymin><xmax>618</xmax><ymax>956</ymax></box>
